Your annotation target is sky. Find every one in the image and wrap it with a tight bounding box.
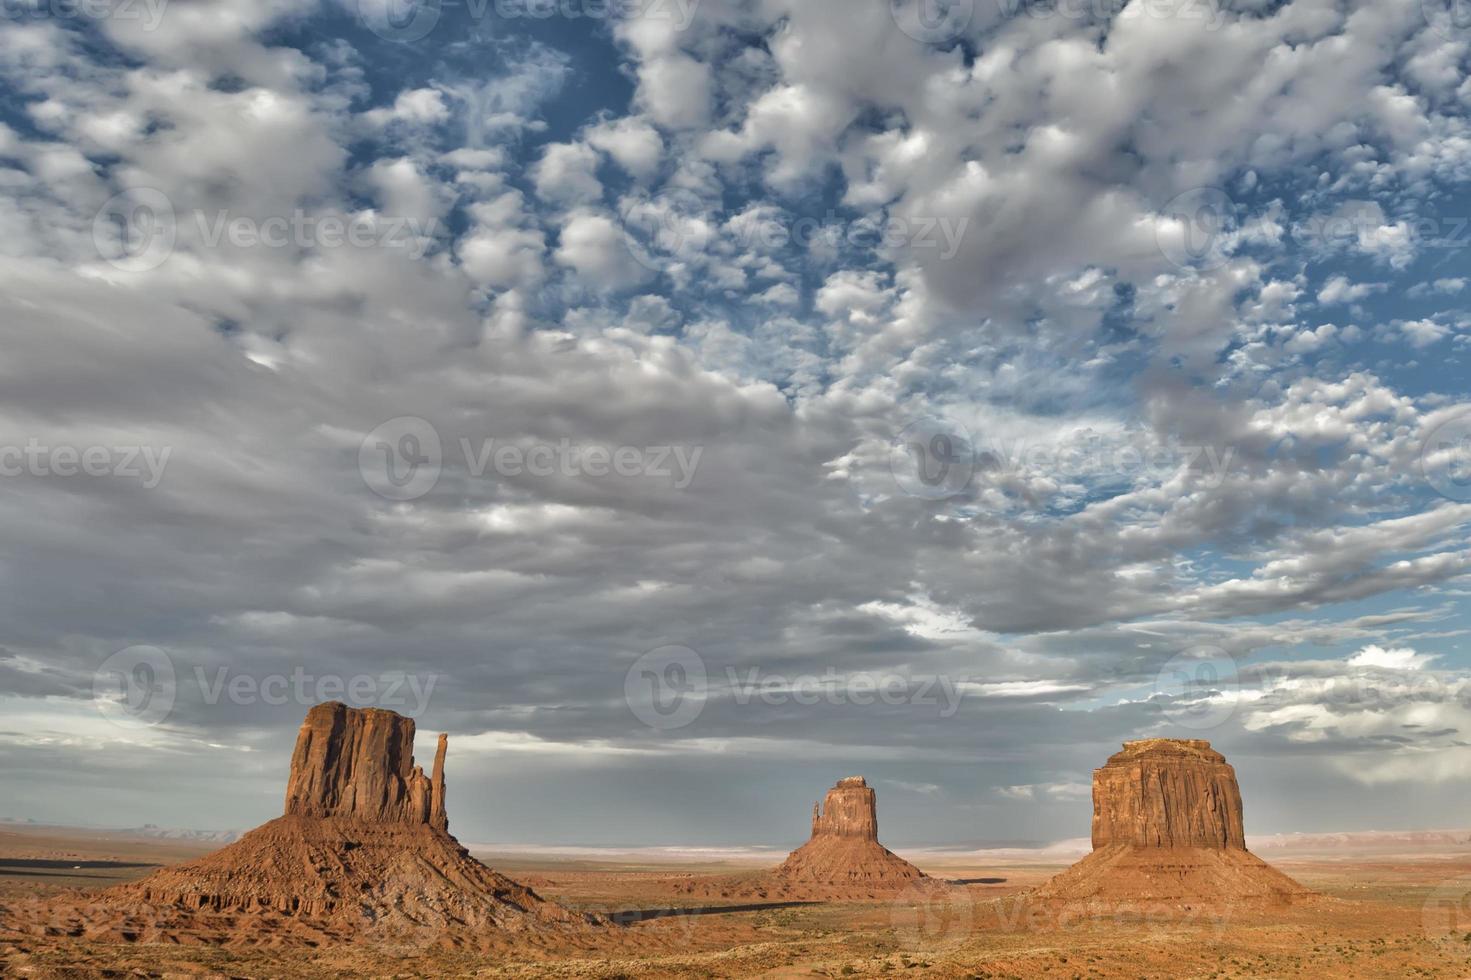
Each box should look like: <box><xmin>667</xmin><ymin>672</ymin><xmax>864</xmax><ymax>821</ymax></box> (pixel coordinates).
<box><xmin>1</xmin><ymin>0</ymin><xmax>1470</xmax><ymax>848</ymax></box>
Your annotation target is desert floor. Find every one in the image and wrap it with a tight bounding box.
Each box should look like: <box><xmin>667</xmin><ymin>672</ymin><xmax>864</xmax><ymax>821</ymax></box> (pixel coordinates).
<box><xmin>4</xmin><ymin>825</ymin><xmax>1471</xmax><ymax>978</ymax></box>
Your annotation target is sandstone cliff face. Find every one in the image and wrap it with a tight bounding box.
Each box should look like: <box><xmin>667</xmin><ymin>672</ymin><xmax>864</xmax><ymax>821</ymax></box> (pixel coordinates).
<box><xmin>810</xmin><ymin>776</ymin><xmax>880</xmax><ymax>841</ymax></box>
<box><xmin>1033</xmin><ymin>738</ymin><xmax>1311</xmax><ymax>907</ymax></box>
<box><xmin>23</xmin><ymin>701</ymin><xmax>596</xmax><ymax>946</ymax></box>
<box><xmin>1090</xmin><ymin>739</ymin><xmax>1246</xmax><ymax>850</ymax></box>
<box><xmin>283</xmin><ymin>701</ymin><xmax>447</xmax><ymax>828</ymax></box>
<box><xmin>772</xmin><ymin>776</ymin><xmax>929</xmax><ymax>893</ymax></box>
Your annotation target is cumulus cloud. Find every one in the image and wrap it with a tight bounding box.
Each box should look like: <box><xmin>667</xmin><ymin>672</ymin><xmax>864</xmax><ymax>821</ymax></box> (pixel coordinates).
<box><xmin>586</xmin><ymin>116</ymin><xmax>664</xmax><ymax>180</ymax></box>
<box><xmin>1399</xmin><ymin>318</ymin><xmax>1452</xmax><ymax>348</ymax></box>
<box><xmin>1348</xmin><ymin>645</ymin><xmax>1436</xmax><ymax>670</ymax></box>
<box><xmin>1317</xmin><ymin>275</ymin><xmax>1383</xmax><ymax>305</ymax></box>
<box><xmin>532</xmin><ymin>142</ymin><xmax>604</xmax><ymax>206</ymax></box>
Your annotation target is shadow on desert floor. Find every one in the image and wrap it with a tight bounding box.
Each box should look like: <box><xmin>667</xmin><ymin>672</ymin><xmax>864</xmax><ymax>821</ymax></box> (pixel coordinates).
<box><xmin>608</xmin><ymin>900</ymin><xmax>818</xmax><ymax>924</ymax></box>
<box><xmin>0</xmin><ymin>859</ymin><xmax>161</xmax><ymax>879</ymax></box>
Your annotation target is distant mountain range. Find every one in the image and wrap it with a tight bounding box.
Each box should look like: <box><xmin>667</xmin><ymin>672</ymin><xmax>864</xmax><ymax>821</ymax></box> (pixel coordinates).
<box><xmin>121</xmin><ymin>824</ymin><xmax>240</xmax><ymax>843</ymax></box>
<box><xmin>1249</xmin><ymin>829</ymin><xmax>1471</xmax><ymax>853</ymax></box>
<box><xmin>0</xmin><ymin>818</ymin><xmax>239</xmax><ymax>844</ymax></box>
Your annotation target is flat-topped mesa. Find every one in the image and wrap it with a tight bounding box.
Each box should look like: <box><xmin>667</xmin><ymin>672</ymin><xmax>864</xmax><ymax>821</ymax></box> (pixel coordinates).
<box><xmin>283</xmin><ymin>701</ymin><xmax>448</xmax><ymax>828</ymax></box>
<box><xmin>1091</xmin><ymin>738</ymin><xmax>1245</xmax><ymax>850</ymax></box>
<box><xmin>1033</xmin><ymin>738</ymin><xmax>1311</xmax><ymax>907</ymax></box>
<box><xmin>810</xmin><ymin>776</ymin><xmax>879</xmax><ymax>841</ymax></box>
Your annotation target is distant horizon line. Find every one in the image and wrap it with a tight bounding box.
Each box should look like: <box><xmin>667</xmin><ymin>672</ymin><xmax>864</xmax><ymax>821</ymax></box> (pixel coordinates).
<box><xmin>6</xmin><ymin>816</ymin><xmax>1470</xmax><ymax>855</ymax></box>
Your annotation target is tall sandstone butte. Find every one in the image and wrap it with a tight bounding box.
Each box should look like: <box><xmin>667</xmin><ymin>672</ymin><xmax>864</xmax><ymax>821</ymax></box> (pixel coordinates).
<box><xmin>772</xmin><ymin>777</ymin><xmax>934</xmax><ymax>895</ymax></box>
<box><xmin>15</xmin><ymin>702</ymin><xmax>592</xmax><ymax>946</ymax></box>
<box><xmin>676</xmin><ymin>776</ymin><xmax>938</xmax><ymax>900</ymax></box>
<box><xmin>809</xmin><ymin>776</ymin><xmax>881</xmax><ymax>840</ymax></box>
<box><xmin>283</xmin><ymin>701</ymin><xmax>449</xmax><ymax>829</ymax></box>
<box><xmin>1035</xmin><ymin>739</ymin><xmax>1311</xmax><ymax>907</ymax></box>
<box><xmin>1091</xmin><ymin>739</ymin><xmax>1245</xmax><ymax>849</ymax></box>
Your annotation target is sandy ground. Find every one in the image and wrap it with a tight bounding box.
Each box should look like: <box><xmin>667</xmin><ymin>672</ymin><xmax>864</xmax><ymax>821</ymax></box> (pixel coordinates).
<box><xmin>5</xmin><ymin>825</ymin><xmax>1471</xmax><ymax>978</ymax></box>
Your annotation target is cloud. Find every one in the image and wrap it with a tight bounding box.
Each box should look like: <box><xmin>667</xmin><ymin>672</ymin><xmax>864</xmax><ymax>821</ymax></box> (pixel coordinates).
<box><xmin>1399</xmin><ymin>318</ymin><xmax>1452</xmax><ymax>348</ymax></box>
<box><xmin>533</xmin><ymin>142</ymin><xmax>604</xmax><ymax>206</ymax></box>
<box><xmin>364</xmin><ymin>88</ymin><xmax>451</xmax><ymax>128</ymax></box>
<box><xmin>1317</xmin><ymin>275</ymin><xmax>1383</xmax><ymax>305</ymax></box>
<box><xmin>553</xmin><ymin>209</ymin><xmax>652</xmax><ymax>290</ymax></box>
<box><xmin>586</xmin><ymin>117</ymin><xmax>664</xmax><ymax>180</ymax></box>
<box><xmin>1</xmin><ymin>0</ymin><xmax>1470</xmax><ymax>846</ymax></box>
<box><xmin>998</xmin><ymin>782</ymin><xmax>1090</xmax><ymax>802</ymax></box>
<box><xmin>1347</xmin><ymin>645</ymin><xmax>1436</xmax><ymax>670</ymax></box>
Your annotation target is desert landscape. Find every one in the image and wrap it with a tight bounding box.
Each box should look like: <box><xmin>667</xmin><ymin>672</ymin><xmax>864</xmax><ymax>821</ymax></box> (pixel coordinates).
<box><xmin>5</xmin><ymin>1</ymin><xmax>1471</xmax><ymax>975</ymax></box>
<box><xmin>5</xmin><ymin>704</ymin><xmax>1471</xmax><ymax>978</ymax></box>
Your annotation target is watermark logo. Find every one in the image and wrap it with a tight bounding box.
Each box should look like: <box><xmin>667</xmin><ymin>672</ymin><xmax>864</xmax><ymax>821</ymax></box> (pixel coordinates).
<box><xmin>360</xmin><ymin>416</ymin><xmax>443</xmax><ymax>501</ymax></box>
<box><xmin>94</xmin><ymin>651</ymin><xmax>438</xmax><ymax>727</ymax></box>
<box><xmin>890</xmin><ymin>884</ymin><xmax>976</xmax><ymax>949</ymax></box>
<box><xmin>93</xmin><ymin>188</ymin><xmax>176</xmax><ymax>273</ymax></box>
<box><xmin>1422</xmin><ymin>415</ymin><xmax>1471</xmax><ymax>502</ymax></box>
<box><xmin>357</xmin><ymin>0</ymin><xmax>699</xmax><ymax>42</ymax></box>
<box><xmin>993</xmin><ymin>0</ymin><xmax>1223</xmax><ymax>28</ymax></box>
<box><xmin>1156</xmin><ymin>186</ymin><xmax>1237</xmax><ymax>271</ymax></box>
<box><xmin>1423</xmin><ymin>0</ymin><xmax>1471</xmax><ymax>40</ymax></box>
<box><xmin>891</xmin><ymin>0</ymin><xmax>974</xmax><ymax>43</ymax></box>
<box><xmin>990</xmin><ymin>896</ymin><xmax>1233</xmax><ymax>936</ymax></box>
<box><xmin>886</xmin><ymin>427</ymin><xmax>1237</xmax><ymax>511</ymax></box>
<box><xmin>94</xmin><ymin>646</ymin><xmax>176</xmax><ymax>729</ymax></box>
<box><xmin>358</xmin><ymin>0</ymin><xmax>442</xmax><ymax>41</ymax></box>
<box><xmin>622</xmin><ymin>652</ymin><xmax>965</xmax><ymax>730</ymax></box>
<box><xmin>92</xmin><ymin>192</ymin><xmax>443</xmax><ymax>272</ymax></box>
<box><xmin>619</xmin><ymin>188</ymin><xmax>714</xmax><ymax>274</ymax></box>
<box><xmin>194</xmin><ymin>666</ymin><xmax>437</xmax><ymax>716</ymax></box>
<box><xmin>1153</xmin><ymin>646</ymin><xmax>1239</xmax><ymax>729</ymax></box>
<box><xmin>625</xmin><ymin>645</ymin><xmax>707</xmax><ymax>730</ymax></box>
<box><xmin>193</xmin><ymin>209</ymin><xmax>441</xmax><ymax>258</ymax></box>
<box><xmin>979</xmin><ymin>434</ymin><xmax>1236</xmax><ymax>492</ymax></box>
<box><xmin>890</xmin><ymin>417</ymin><xmax>976</xmax><ymax>500</ymax></box>
<box><xmin>0</xmin><ymin>439</ymin><xmax>171</xmax><ymax>488</ymax></box>
<box><xmin>1424</xmin><ymin>874</ymin><xmax>1471</xmax><ymax>946</ymax></box>
<box><xmin>619</xmin><ymin>193</ymin><xmax>971</xmax><ymax>274</ymax></box>
<box><xmin>366</xmin><ymin>921</ymin><xmax>449</xmax><ymax>956</ymax></box>
<box><xmin>727</xmin><ymin>667</ymin><xmax>963</xmax><ymax>717</ymax></box>
<box><xmin>2</xmin><ymin>0</ymin><xmax>169</xmax><ymax>31</ymax></box>
<box><xmin>492</xmin><ymin>0</ymin><xmax>700</xmax><ymax>28</ymax></box>
<box><xmin>358</xmin><ymin>416</ymin><xmax>705</xmax><ymax>501</ymax></box>
<box><xmin>1290</xmin><ymin>205</ymin><xmax>1471</xmax><ymax>256</ymax></box>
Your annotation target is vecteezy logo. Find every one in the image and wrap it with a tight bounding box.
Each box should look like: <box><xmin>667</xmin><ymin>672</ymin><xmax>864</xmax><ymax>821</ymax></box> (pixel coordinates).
<box><xmin>1156</xmin><ymin>187</ymin><xmax>1236</xmax><ymax>271</ymax></box>
<box><xmin>891</xmin><ymin>0</ymin><xmax>974</xmax><ymax>43</ymax></box>
<box><xmin>1423</xmin><ymin>874</ymin><xmax>1471</xmax><ymax>945</ymax></box>
<box><xmin>359</xmin><ymin>416</ymin><xmax>442</xmax><ymax>501</ymax></box>
<box><xmin>618</xmin><ymin>187</ymin><xmax>713</xmax><ymax>274</ymax></box>
<box><xmin>889</xmin><ymin>417</ymin><xmax>976</xmax><ymax>500</ymax></box>
<box><xmin>92</xmin><ymin>188</ymin><xmax>176</xmax><ymax>273</ymax></box>
<box><xmin>1153</xmin><ymin>646</ymin><xmax>1240</xmax><ymax>730</ymax></box>
<box><xmin>1422</xmin><ymin>415</ymin><xmax>1471</xmax><ymax>502</ymax></box>
<box><xmin>1422</xmin><ymin>0</ymin><xmax>1471</xmax><ymax>41</ymax></box>
<box><xmin>93</xmin><ymin>646</ymin><xmax>176</xmax><ymax>729</ymax></box>
<box><xmin>890</xmin><ymin>883</ymin><xmax>976</xmax><ymax>949</ymax></box>
<box><xmin>624</xmin><ymin>645</ymin><xmax>706</xmax><ymax>730</ymax></box>
<box><xmin>357</xmin><ymin>0</ymin><xmax>442</xmax><ymax>41</ymax></box>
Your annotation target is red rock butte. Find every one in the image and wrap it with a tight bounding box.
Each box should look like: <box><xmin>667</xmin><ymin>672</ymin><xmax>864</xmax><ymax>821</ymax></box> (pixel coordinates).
<box><xmin>772</xmin><ymin>777</ymin><xmax>932</xmax><ymax>894</ymax></box>
<box><xmin>1091</xmin><ymin>739</ymin><xmax>1246</xmax><ymax>849</ymax></box>
<box><xmin>283</xmin><ymin>701</ymin><xmax>449</xmax><ymax>828</ymax></box>
<box><xmin>808</xmin><ymin>776</ymin><xmax>881</xmax><ymax>839</ymax></box>
<box><xmin>678</xmin><ymin>776</ymin><xmax>936</xmax><ymax>900</ymax></box>
<box><xmin>1034</xmin><ymin>739</ymin><xmax>1312</xmax><ymax>908</ymax></box>
<box><xmin>13</xmin><ymin>702</ymin><xmax>594</xmax><ymax>947</ymax></box>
